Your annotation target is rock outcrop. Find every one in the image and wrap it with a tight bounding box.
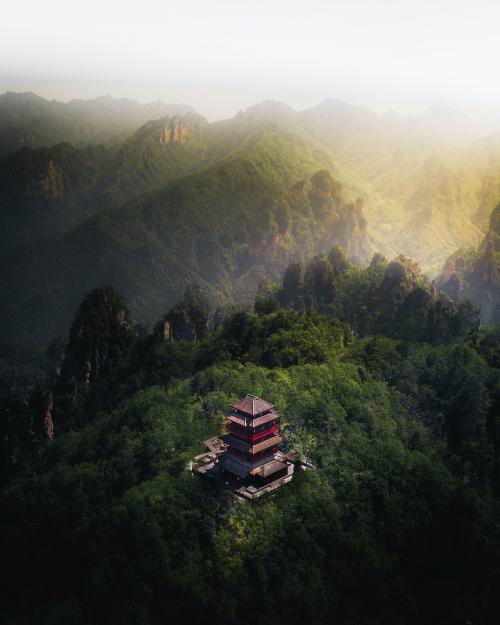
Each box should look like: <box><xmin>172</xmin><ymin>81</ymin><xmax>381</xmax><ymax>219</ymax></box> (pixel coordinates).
<box><xmin>27</xmin><ymin>159</ymin><xmax>63</xmax><ymax>198</ymax></box>
<box><xmin>160</xmin><ymin>116</ymin><xmax>190</xmax><ymax>145</ymax></box>
<box><xmin>136</xmin><ymin>113</ymin><xmax>203</xmax><ymax>147</ymax></box>
<box><xmin>29</xmin><ymin>391</ymin><xmax>54</xmax><ymax>440</ymax></box>
<box><xmin>160</xmin><ymin>286</ymin><xmax>211</xmax><ymax>341</ymax></box>
<box><xmin>437</xmin><ymin>203</ymin><xmax>500</xmax><ymax>322</ymax></box>
<box><xmin>60</xmin><ymin>286</ymin><xmax>134</xmax><ymax>386</ymax></box>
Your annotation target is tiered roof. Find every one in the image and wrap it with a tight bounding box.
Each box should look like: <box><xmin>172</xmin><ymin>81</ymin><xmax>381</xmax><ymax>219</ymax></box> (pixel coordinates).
<box><xmin>227</xmin><ymin>410</ymin><xmax>278</xmax><ymax>428</ymax></box>
<box><xmin>220</xmin><ymin>394</ymin><xmax>285</xmax><ymax>484</ymax></box>
<box><xmin>226</xmin><ymin>433</ymin><xmax>281</xmax><ymax>455</ymax></box>
<box><xmin>219</xmin><ymin>452</ymin><xmax>285</xmax><ymax>476</ymax></box>
<box><xmin>231</xmin><ymin>394</ymin><xmax>274</xmax><ymax>417</ymax></box>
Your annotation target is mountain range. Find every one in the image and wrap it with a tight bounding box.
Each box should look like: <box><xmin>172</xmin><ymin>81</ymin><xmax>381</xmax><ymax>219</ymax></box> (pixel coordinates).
<box><xmin>1</xmin><ymin>92</ymin><xmax>500</xmax><ymax>348</ymax></box>
<box><xmin>0</xmin><ymin>91</ymin><xmax>195</xmax><ymax>157</ymax></box>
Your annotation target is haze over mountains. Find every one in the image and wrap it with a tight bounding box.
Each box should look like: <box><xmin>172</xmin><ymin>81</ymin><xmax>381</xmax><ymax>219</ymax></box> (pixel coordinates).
<box><xmin>1</xmin><ymin>91</ymin><xmax>500</xmax><ymax>348</ymax></box>
<box><xmin>0</xmin><ymin>91</ymin><xmax>197</xmax><ymax>156</ymax></box>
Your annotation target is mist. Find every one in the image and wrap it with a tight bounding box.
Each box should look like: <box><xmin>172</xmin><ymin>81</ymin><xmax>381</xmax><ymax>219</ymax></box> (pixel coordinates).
<box><xmin>2</xmin><ymin>0</ymin><xmax>500</xmax><ymax>120</ymax></box>
<box><xmin>2</xmin><ymin>4</ymin><xmax>500</xmax><ymax>623</ymax></box>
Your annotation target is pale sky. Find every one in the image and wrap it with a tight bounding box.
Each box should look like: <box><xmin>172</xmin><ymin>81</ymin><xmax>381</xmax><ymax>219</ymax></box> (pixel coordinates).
<box><xmin>1</xmin><ymin>0</ymin><xmax>500</xmax><ymax>120</ymax></box>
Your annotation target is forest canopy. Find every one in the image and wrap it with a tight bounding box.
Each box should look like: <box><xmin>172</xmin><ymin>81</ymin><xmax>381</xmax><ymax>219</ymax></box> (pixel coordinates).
<box><xmin>1</xmin><ymin>261</ymin><xmax>499</xmax><ymax>625</ymax></box>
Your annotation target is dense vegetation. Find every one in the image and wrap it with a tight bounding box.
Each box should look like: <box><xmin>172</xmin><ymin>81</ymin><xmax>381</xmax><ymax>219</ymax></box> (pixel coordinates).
<box><xmin>1</xmin><ymin>91</ymin><xmax>500</xmax><ymax>625</ymax></box>
<box><xmin>0</xmin><ymin>141</ymin><xmax>371</xmax><ymax>348</ymax></box>
<box><xmin>0</xmin><ymin>143</ymin><xmax>110</xmax><ymax>255</ymax></box>
<box><xmin>1</xmin><ymin>264</ymin><xmax>499</xmax><ymax>624</ymax></box>
<box><xmin>0</xmin><ymin>113</ymin><xmax>210</xmax><ymax>256</ymax></box>
<box><xmin>273</xmin><ymin>248</ymin><xmax>481</xmax><ymax>342</ymax></box>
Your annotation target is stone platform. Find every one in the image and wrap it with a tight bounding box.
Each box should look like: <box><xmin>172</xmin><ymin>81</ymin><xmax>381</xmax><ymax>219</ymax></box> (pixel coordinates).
<box><xmin>192</xmin><ymin>437</ymin><xmax>295</xmax><ymax>501</ymax></box>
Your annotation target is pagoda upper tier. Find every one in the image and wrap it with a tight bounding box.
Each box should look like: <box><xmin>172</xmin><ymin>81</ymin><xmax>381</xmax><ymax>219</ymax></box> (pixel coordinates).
<box><xmin>231</xmin><ymin>395</ymin><xmax>275</xmax><ymax>417</ymax></box>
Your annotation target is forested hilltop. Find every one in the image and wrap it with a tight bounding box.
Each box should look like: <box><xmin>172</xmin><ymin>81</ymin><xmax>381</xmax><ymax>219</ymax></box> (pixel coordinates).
<box><xmin>1</xmin><ymin>250</ymin><xmax>499</xmax><ymax>625</ymax></box>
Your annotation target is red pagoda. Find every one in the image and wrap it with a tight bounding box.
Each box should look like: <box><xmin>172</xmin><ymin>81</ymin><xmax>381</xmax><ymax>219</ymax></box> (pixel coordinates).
<box><xmin>218</xmin><ymin>394</ymin><xmax>288</xmax><ymax>483</ymax></box>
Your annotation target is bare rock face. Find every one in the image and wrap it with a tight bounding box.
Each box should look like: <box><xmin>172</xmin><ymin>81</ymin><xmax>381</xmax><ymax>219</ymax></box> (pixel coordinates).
<box><xmin>319</xmin><ymin>195</ymin><xmax>370</xmax><ymax>263</ymax></box>
<box><xmin>482</xmin><ymin>202</ymin><xmax>500</xmax><ymax>254</ymax></box>
<box><xmin>481</xmin><ymin>241</ymin><xmax>499</xmax><ymax>287</ymax></box>
<box><xmin>27</xmin><ymin>159</ymin><xmax>63</xmax><ymax>198</ymax></box>
<box><xmin>437</xmin><ymin>202</ymin><xmax>500</xmax><ymax>322</ymax></box>
<box><xmin>29</xmin><ymin>391</ymin><xmax>54</xmax><ymax>441</ymax></box>
<box><xmin>158</xmin><ymin>318</ymin><xmax>173</xmax><ymax>342</ymax></box>
<box><xmin>135</xmin><ymin>113</ymin><xmax>202</xmax><ymax>148</ymax></box>
<box><xmin>337</xmin><ymin>198</ymin><xmax>369</xmax><ymax>259</ymax></box>
<box><xmin>439</xmin><ymin>257</ymin><xmax>458</xmax><ymax>284</ymax></box>
<box><xmin>160</xmin><ymin>116</ymin><xmax>190</xmax><ymax>145</ymax></box>
<box><xmin>244</xmin><ymin>171</ymin><xmax>372</xmax><ymax>269</ymax></box>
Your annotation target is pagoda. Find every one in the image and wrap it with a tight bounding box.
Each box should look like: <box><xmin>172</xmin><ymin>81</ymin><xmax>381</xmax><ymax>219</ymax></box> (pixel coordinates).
<box><xmin>218</xmin><ymin>394</ymin><xmax>288</xmax><ymax>483</ymax></box>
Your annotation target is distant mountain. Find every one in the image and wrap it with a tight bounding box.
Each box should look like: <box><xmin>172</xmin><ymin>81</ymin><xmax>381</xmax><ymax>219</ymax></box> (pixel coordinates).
<box><xmin>97</xmin><ymin>112</ymin><xmax>210</xmax><ymax>206</ymax></box>
<box><xmin>3</xmin><ymin>92</ymin><xmax>500</xmax><ymax>273</ymax></box>
<box><xmin>297</xmin><ymin>99</ymin><xmax>500</xmax><ymax>274</ymax></box>
<box><xmin>0</xmin><ymin>143</ymin><xmax>110</xmax><ymax>255</ymax></box>
<box><xmin>438</xmin><ymin>202</ymin><xmax>500</xmax><ymax>322</ymax></box>
<box><xmin>250</xmin><ymin>101</ymin><xmax>500</xmax><ymax>276</ymax></box>
<box><xmin>0</xmin><ymin>100</ymin><xmax>384</xmax><ymax>258</ymax></box>
<box><xmin>0</xmin><ymin>112</ymin><xmax>212</xmax><ymax>255</ymax></box>
<box><xmin>419</xmin><ymin>103</ymin><xmax>478</xmax><ymax>145</ymax></box>
<box><xmin>0</xmin><ymin>92</ymin><xmax>197</xmax><ymax>157</ymax></box>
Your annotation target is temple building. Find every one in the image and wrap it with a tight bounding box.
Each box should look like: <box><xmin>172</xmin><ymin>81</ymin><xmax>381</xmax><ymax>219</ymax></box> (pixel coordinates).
<box><xmin>218</xmin><ymin>394</ymin><xmax>288</xmax><ymax>484</ymax></box>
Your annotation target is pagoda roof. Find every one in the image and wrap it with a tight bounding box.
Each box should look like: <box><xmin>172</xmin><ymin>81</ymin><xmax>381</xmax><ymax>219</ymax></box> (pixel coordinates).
<box><xmin>253</xmin><ymin>410</ymin><xmax>280</xmax><ymax>427</ymax></box>
<box><xmin>252</xmin><ymin>459</ymin><xmax>287</xmax><ymax>478</ymax></box>
<box><xmin>218</xmin><ymin>453</ymin><xmax>251</xmax><ymax>478</ymax></box>
<box><xmin>220</xmin><ymin>454</ymin><xmax>286</xmax><ymax>480</ymax></box>
<box><xmin>226</xmin><ymin>434</ymin><xmax>281</xmax><ymax>455</ymax></box>
<box><xmin>228</xmin><ymin>410</ymin><xmax>279</xmax><ymax>428</ymax></box>
<box><xmin>231</xmin><ymin>394</ymin><xmax>275</xmax><ymax>417</ymax></box>
<box><xmin>224</xmin><ymin>451</ymin><xmax>279</xmax><ymax>471</ymax></box>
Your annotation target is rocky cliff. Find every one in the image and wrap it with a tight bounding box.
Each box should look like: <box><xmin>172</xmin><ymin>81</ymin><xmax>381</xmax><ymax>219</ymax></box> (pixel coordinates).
<box><xmin>438</xmin><ymin>203</ymin><xmax>500</xmax><ymax>322</ymax></box>
<box><xmin>0</xmin><ymin>156</ymin><xmax>375</xmax><ymax>349</ymax></box>
<box><xmin>60</xmin><ymin>286</ymin><xmax>134</xmax><ymax>387</ymax></box>
<box><xmin>0</xmin><ymin>143</ymin><xmax>109</xmax><ymax>256</ymax></box>
<box><xmin>0</xmin><ymin>112</ymin><xmax>211</xmax><ymax>256</ymax></box>
<box><xmin>0</xmin><ymin>91</ymin><xmax>196</xmax><ymax>157</ymax></box>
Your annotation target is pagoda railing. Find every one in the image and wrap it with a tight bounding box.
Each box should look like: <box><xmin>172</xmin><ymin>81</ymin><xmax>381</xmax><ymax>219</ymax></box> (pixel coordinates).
<box><xmin>226</xmin><ymin>422</ymin><xmax>279</xmax><ymax>443</ymax></box>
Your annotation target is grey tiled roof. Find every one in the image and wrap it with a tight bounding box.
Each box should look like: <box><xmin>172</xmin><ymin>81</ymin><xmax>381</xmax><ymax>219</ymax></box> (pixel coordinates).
<box><xmin>231</xmin><ymin>394</ymin><xmax>274</xmax><ymax>416</ymax></box>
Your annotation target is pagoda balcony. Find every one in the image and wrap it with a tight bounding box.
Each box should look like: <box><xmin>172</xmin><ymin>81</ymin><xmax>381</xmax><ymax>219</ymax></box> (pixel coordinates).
<box><xmin>226</xmin><ymin>422</ymin><xmax>279</xmax><ymax>443</ymax></box>
<box><xmin>226</xmin><ymin>445</ymin><xmax>279</xmax><ymax>465</ymax></box>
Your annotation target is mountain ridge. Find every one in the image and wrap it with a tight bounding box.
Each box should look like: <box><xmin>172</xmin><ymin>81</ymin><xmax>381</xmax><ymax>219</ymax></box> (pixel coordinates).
<box><xmin>0</xmin><ymin>138</ymin><xmax>374</xmax><ymax>348</ymax></box>
<box><xmin>0</xmin><ymin>91</ymin><xmax>201</xmax><ymax>158</ymax></box>
<box><xmin>2</xmin><ymin>91</ymin><xmax>500</xmax><ymax>345</ymax></box>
